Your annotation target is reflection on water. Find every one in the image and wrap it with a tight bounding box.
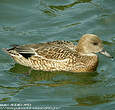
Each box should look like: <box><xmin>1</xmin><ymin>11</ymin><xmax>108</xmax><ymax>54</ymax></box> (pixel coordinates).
<box><xmin>10</xmin><ymin>64</ymin><xmax>99</xmax><ymax>86</ymax></box>
<box><xmin>49</xmin><ymin>0</ymin><xmax>92</xmax><ymax>11</ymax></box>
<box><xmin>7</xmin><ymin>64</ymin><xmax>115</xmax><ymax>106</ymax></box>
<box><xmin>0</xmin><ymin>0</ymin><xmax>115</xmax><ymax>109</ymax></box>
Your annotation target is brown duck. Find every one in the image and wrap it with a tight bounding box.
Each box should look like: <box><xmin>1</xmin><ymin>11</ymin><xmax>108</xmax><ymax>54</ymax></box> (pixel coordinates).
<box><xmin>3</xmin><ymin>34</ymin><xmax>113</xmax><ymax>72</ymax></box>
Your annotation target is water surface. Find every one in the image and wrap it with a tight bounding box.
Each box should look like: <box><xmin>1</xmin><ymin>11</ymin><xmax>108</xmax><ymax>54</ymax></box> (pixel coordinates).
<box><xmin>0</xmin><ymin>0</ymin><xmax>115</xmax><ymax>109</ymax></box>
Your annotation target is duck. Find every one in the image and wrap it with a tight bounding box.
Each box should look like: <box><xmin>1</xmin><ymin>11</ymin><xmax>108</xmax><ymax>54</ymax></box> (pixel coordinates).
<box><xmin>3</xmin><ymin>34</ymin><xmax>113</xmax><ymax>72</ymax></box>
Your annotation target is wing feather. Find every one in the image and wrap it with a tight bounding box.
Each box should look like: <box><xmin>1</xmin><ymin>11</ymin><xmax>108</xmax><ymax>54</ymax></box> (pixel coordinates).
<box><xmin>11</xmin><ymin>41</ymin><xmax>77</xmax><ymax>60</ymax></box>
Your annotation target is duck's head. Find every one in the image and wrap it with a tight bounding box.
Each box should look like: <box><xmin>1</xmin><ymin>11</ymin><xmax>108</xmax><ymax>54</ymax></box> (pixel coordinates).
<box><xmin>77</xmin><ymin>34</ymin><xmax>113</xmax><ymax>58</ymax></box>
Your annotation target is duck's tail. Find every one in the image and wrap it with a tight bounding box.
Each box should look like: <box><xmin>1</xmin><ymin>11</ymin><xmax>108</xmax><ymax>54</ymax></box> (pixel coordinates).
<box><xmin>2</xmin><ymin>45</ymin><xmax>32</xmax><ymax>67</ymax></box>
<box><xmin>2</xmin><ymin>45</ymin><xmax>19</xmax><ymax>56</ymax></box>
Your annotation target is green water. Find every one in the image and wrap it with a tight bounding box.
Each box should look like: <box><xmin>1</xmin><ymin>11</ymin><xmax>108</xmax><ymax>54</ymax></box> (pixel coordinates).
<box><xmin>0</xmin><ymin>0</ymin><xmax>115</xmax><ymax>109</ymax></box>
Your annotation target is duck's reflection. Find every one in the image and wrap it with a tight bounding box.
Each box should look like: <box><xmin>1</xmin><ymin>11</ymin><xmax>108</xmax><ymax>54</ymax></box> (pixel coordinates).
<box><xmin>10</xmin><ymin>64</ymin><xmax>99</xmax><ymax>85</ymax></box>
<box><xmin>9</xmin><ymin>64</ymin><xmax>115</xmax><ymax>106</ymax></box>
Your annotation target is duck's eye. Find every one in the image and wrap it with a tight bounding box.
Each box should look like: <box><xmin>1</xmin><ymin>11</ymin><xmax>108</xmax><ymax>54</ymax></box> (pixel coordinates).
<box><xmin>93</xmin><ymin>42</ymin><xmax>98</xmax><ymax>45</ymax></box>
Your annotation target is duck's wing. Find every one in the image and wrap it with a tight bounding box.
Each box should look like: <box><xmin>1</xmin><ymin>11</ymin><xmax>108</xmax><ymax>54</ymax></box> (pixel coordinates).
<box><xmin>35</xmin><ymin>45</ymin><xmax>74</xmax><ymax>60</ymax></box>
<box><xmin>5</xmin><ymin>42</ymin><xmax>76</xmax><ymax>60</ymax></box>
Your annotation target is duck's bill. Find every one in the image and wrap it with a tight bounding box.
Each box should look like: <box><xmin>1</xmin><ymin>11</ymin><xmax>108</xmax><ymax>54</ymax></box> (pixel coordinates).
<box><xmin>100</xmin><ymin>50</ymin><xmax>113</xmax><ymax>58</ymax></box>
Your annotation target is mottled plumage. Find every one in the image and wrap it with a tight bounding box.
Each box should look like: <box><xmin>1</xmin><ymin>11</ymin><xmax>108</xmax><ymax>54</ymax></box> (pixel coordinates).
<box><xmin>3</xmin><ymin>34</ymin><xmax>112</xmax><ymax>72</ymax></box>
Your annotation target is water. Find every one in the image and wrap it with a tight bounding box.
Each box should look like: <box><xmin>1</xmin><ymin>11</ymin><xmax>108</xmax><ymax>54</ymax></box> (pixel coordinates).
<box><xmin>0</xmin><ymin>0</ymin><xmax>115</xmax><ymax>109</ymax></box>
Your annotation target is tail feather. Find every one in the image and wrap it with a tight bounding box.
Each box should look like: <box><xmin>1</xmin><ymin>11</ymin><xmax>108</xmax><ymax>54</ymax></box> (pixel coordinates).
<box><xmin>2</xmin><ymin>47</ymin><xmax>31</xmax><ymax>67</ymax></box>
<box><xmin>2</xmin><ymin>44</ymin><xmax>19</xmax><ymax>52</ymax></box>
<box><xmin>2</xmin><ymin>47</ymin><xmax>19</xmax><ymax>57</ymax></box>
<box><xmin>2</xmin><ymin>45</ymin><xmax>35</xmax><ymax>59</ymax></box>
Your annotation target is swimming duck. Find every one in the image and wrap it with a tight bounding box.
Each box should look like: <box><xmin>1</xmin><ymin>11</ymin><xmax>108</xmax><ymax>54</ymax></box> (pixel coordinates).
<box><xmin>3</xmin><ymin>34</ymin><xmax>113</xmax><ymax>72</ymax></box>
